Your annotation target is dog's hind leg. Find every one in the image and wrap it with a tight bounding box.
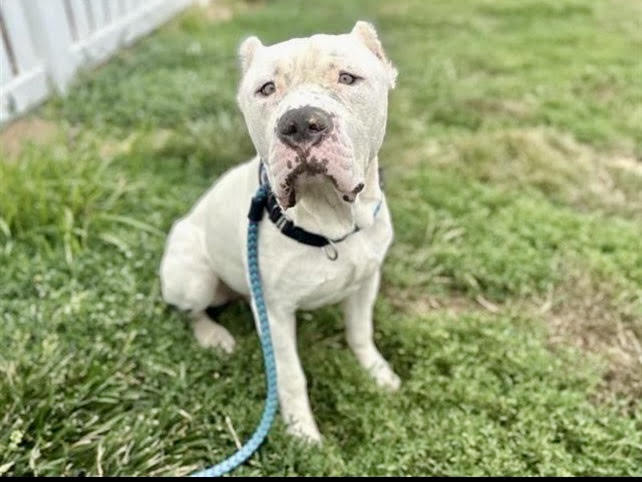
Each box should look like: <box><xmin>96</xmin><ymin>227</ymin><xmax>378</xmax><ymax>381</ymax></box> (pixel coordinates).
<box><xmin>191</xmin><ymin>281</ymin><xmax>238</xmax><ymax>353</ymax></box>
<box><xmin>190</xmin><ymin>310</ymin><xmax>236</xmax><ymax>353</ymax></box>
<box><xmin>160</xmin><ymin>218</ymin><xmax>237</xmax><ymax>353</ymax></box>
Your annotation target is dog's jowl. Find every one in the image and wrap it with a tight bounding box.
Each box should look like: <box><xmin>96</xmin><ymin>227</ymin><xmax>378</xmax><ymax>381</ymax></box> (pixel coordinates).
<box><xmin>160</xmin><ymin>21</ymin><xmax>399</xmax><ymax>443</ymax></box>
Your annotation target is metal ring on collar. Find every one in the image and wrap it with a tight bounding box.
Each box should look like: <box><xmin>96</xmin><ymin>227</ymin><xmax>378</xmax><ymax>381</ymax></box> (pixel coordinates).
<box><xmin>323</xmin><ymin>239</ymin><xmax>338</xmax><ymax>261</ymax></box>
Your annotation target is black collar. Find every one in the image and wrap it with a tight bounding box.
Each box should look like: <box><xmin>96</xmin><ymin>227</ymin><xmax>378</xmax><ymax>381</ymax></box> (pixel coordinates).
<box><xmin>251</xmin><ymin>161</ymin><xmax>383</xmax><ymax>251</ymax></box>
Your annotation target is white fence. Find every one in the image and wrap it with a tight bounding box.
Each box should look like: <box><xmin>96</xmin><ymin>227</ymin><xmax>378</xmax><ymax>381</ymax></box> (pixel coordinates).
<box><xmin>0</xmin><ymin>0</ymin><xmax>193</xmax><ymax>124</ymax></box>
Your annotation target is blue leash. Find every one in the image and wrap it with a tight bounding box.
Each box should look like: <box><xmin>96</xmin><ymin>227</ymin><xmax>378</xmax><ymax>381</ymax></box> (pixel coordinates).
<box><xmin>191</xmin><ymin>185</ymin><xmax>278</xmax><ymax>477</ymax></box>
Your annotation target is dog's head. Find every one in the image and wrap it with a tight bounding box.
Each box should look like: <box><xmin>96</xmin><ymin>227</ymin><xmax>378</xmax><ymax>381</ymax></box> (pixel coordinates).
<box><xmin>236</xmin><ymin>21</ymin><xmax>397</xmax><ymax>210</ymax></box>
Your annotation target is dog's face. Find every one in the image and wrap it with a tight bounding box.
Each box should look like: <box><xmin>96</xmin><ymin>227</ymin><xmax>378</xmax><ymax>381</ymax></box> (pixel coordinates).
<box><xmin>237</xmin><ymin>22</ymin><xmax>397</xmax><ymax>210</ymax></box>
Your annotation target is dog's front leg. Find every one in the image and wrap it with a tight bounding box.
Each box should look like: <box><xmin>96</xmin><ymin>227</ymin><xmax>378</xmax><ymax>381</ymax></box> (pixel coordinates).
<box><xmin>259</xmin><ymin>303</ymin><xmax>321</xmax><ymax>443</ymax></box>
<box><xmin>343</xmin><ymin>270</ymin><xmax>401</xmax><ymax>391</ymax></box>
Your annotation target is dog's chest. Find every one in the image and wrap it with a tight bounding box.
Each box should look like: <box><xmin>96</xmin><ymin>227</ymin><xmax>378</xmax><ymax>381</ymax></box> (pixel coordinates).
<box><xmin>262</xmin><ymin>220</ymin><xmax>392</xmax><ymax>310</ymax></box>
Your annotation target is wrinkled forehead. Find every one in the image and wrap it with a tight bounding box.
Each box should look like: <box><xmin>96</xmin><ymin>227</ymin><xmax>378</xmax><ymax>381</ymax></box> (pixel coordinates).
<box><xmin>247</xmin><ymin>33</ymin><xmax>379</xmax><ymax>83</ymax></box>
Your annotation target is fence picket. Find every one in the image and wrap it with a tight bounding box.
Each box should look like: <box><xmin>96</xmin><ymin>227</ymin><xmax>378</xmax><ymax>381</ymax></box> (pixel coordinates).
<box><xmin>1</xmin><ymin>0</ymin><xmax>40</xmax><ymax>73</ymax></box>
<box><xmin>22</xmin><ymin>0</ymin><xmax>76</xmax><ymax>92</ymax></box>
<box><xmin>68</xmin><ymin>0</ymin><xmax>92</xmax><ymax>40</ymax></box>
<box><xmin>125</xmin><ymin>0</ymin><xmax>139</xmax><ymax>14</ymax></box>
<box><xmin>88</xmin><ymin>0</ymin><xmax>106</xmax><ymax>30</ymax></box>
<box><xmin>0</xmin><ymin>35</ymin><xmax>14</xmax><ymax>85</ymax></box>
<box><xmin>103</xmin><ymin>0</ymin><xmax>112</xmax><ymax>23</ymax></box>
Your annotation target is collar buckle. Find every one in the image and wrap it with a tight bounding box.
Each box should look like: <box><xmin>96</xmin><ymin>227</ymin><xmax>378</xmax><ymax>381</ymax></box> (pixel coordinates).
<box><xmin>275</xmin><ymin>214</ymin><xmax>288</xmax><ymax>230</ymax></box>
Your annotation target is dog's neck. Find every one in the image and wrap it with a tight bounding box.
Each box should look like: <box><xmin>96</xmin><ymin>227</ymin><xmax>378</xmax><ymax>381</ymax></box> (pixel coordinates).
<box><xmin>284</xmin><ymin>157</ymin><xmax>383</xmax><ymax>241</ymax></box>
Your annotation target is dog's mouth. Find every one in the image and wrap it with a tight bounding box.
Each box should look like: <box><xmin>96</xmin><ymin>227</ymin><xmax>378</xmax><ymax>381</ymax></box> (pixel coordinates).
<box><xmin>275</xmin><ymin>154</ymin><xmax>365</xmax><ymax>209</ymax></box>
<box><xmin>268</xmin><ymin>124</ymin><xmax>364</xmax><ymax>210</ymax></box>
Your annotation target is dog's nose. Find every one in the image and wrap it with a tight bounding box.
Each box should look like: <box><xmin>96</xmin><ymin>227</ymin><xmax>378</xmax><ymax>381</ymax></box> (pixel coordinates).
<box><xmin>277</xmin><ymin>106</ymin><xmax>332</xmax><ymax>147</ymax></box>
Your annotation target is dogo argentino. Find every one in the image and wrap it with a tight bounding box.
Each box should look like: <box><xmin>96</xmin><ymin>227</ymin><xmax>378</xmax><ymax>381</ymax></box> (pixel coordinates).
<box><xmin>160</xmin><ymin>21</ymin><xmax>399</xmax><ymax>443</ymax></box>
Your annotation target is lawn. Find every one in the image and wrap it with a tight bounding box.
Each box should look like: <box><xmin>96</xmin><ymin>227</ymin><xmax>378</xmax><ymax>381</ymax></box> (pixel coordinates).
<box><xmin>1</xmin><ymin>0</ymin><xmax>641</xmax><ymax>476</ymax></box>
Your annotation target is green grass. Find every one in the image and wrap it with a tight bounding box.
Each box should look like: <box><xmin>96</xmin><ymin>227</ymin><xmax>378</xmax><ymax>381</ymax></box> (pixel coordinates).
<box><xmin>1</xmin><ymin>0</ymin><xmax>641</xmax><ymax>476</ymax></box>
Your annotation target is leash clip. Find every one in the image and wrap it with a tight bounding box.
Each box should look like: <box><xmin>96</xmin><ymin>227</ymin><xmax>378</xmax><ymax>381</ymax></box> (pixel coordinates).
<box><xmin>323</xmin><ymin>239</ymin><xmax>338</xmax><ymax>261</ymax></box>
<box><xmin>248</xmin><ymin>192</ymin><xmax>268</xmax><ymax>222</ymax></box>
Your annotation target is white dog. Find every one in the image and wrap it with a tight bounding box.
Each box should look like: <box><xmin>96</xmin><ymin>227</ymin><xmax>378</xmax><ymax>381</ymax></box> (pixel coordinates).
<box><xmin>160</xmin><ymin>21</ymin><xmax>399</xmax><ymax>442</ymax></box>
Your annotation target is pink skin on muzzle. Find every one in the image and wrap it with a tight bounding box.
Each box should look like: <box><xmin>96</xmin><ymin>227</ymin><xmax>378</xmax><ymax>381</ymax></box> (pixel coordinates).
<box><xmin>268</xmin><ymin>122</ymin><xmax>364</xmax><ymax>209</ymax></box>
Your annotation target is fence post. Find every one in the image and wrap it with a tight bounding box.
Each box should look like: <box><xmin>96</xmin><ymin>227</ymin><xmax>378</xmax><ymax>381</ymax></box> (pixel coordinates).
<box><xmin>21</xmin><ymin>0</ymin><xmax>77</xmax><ymax>93</ymax></box>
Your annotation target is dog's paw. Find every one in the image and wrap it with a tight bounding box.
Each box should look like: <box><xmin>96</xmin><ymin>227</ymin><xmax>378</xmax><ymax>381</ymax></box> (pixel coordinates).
<box><xmin>286</xmin><ymin>420</ymin><xmax>323</xmax><ymax>445</ymax></box>
<box><xmin>370</xmin><ymin>361</ymin><xmax>401</xmax><ymax>392</ymax></box>
<box><xmin>192</xmin><ymin>317</ymin><xmax>236</xmax><ymax>354</ymax></box>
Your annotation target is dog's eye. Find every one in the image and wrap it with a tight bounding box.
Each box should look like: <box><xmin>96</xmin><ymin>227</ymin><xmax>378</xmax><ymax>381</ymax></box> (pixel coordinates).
<box><xmin>257</xmin><ymin>81</ymin><xmax>276</xmax><ymax>97</ymax></box>
<box><xmin>338</xmin><ymin>72</ymin><xmax>360</xmax><ymax>85</ymax></box>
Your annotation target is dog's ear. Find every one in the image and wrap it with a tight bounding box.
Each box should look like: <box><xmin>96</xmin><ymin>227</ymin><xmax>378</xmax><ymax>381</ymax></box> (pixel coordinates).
<box><xmin>351</xmin><ymin>21</ymin><xmax>397</xmax><ymax>89</ymax></box>
<box><xmin>239</xmin><ymin>36</ymin><xmax>263</xmax><ymax>74</ymax></box>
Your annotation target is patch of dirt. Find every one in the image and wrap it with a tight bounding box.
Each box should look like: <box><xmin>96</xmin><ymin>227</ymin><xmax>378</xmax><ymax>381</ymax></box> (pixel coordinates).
<box><xmin>386</xmin><ymin>271</ymin><xmax>642</xmax><ymax>408</ymax></box>
<box><xmin>465</xmin><ymin>98</ymin><xmax>534</xmax><ymax>119</ymax></box>
<box><xmin>383</xmin><ymin>285</ymin><xmax>498</xmax><ymax>317</ymax></box>
<box><xmin>194</xmin><ymin>0</ymin><xmax>234</xmax><ymax>22</ymax></box>
<box><xmin>404</xmin><ymin>128</ymin><xmax>642</xmax><ymax>217</ymax></box>
<box><xmin>608</xmin><ymin>154</ymin><xmax>642</xmax><ymax>177</ymax></box>
<box><xmin>193</xmin><ymin>0</ymin><xmax>265</xmax><ymax>23</ymax></box>
<box><xmin>97</xmin><ymin>129</ymin><xmax>172</xmax><ymax>160</ymax></box>
<box><xmin>0</xmin><ymin>117</ymin><xmax>59</xmax><ymax>159</ymax></box>
<box><xmin>535</xmin><ymin>272</ymin><xmax>642</xmax><ymax>409</ymax></box>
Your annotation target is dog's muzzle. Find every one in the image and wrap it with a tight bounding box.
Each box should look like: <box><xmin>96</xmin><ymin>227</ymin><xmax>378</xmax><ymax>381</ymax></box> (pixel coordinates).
<box><xmin>269</xmin><ymin>106</ymin><xmax>364</xmax><ymax>209</ymax></box>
